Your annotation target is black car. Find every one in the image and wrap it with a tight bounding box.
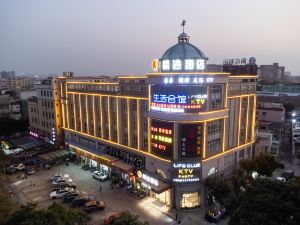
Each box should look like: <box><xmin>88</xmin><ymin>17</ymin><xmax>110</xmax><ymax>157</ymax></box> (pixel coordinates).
<box><xmin>64</xmin><ymin>191</ymin><xmax>80</xmax><ymax>202</ymax></box>
<box><xmin>281</xmin><ymin>170</ymin><xmax>294</xmax><ymax>180</ymax></box>
<box><xmin>72</xmin><ymin>195</ymin><xmax>94</xmax><ymax>207</ymax></box>
<box><xmin>53</xmin><ymin>182</ymin><xmax>77</xmax><ymax>191</ymax></box>
<box><xmin>83</xmin><ymin>200</ymin><xmax>106</xmax><ymax>213</ymax></box>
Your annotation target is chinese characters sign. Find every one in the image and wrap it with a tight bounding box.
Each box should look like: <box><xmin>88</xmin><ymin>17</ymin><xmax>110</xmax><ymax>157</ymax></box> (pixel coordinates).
<box><xmin>151</xmin><ymin>85</ymin><xmax>208</xmax><ymax>113</ymax></box>
<box><xmin>180</xmin><ymin>124</ymin><xmax>202</xmax><ymax>158</ymax></box>
<box><xmin>151</xmin><ymin>119</ymin><xmax>174</xmax><ymax>159</ymax></box>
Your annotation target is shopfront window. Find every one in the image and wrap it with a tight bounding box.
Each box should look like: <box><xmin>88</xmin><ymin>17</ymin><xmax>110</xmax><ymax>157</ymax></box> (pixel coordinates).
<box><xmin>180</xmin><ymin>192</ymin><xmax>200</xmax><ymax>209</ymax></box>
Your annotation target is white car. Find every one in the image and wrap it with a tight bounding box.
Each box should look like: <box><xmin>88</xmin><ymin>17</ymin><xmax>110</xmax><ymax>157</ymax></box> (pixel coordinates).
<box><xmin>93</xmin><ymin>171</ymin><xmax>108</xmax><ymax>181</ymax></box>
<box><xmin>12</xmin><ymin>163</ymin><xmax>26</xmax><ymax>171</ymax></box>
<box><xmin>49</xmin><ymin>187</ymin><xmax>74</xmax><ymax>199</ymax></box>
<box><xmin>275</xmin><ymin>177</ymin><xmax>286</xmax><ymax>182</ymax></box>
<box><xmin>49</xmin><ymin>173</ymin><xmax>70</xmax><ymax>182</ymax></box>
<box><xmin>52</xmin><ymin>177</ymin><xmax>73</xmax><ymax>185</ymax></box>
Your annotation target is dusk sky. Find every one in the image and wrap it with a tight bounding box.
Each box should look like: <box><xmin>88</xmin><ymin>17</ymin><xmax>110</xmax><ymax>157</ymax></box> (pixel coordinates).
<box><xmin>0</xmin><ymin>0</ymin><xmax>299</xmax><ymax>76</ymax></box>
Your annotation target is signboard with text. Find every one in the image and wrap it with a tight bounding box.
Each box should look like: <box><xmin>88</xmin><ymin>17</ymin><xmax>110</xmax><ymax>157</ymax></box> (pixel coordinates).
<box><xmin>179</xmin><ymin>124</ymin><xmax>202</xmax><ymax>158</ymax></box>
<box><xmin>151</xmin><ymin>119</ymin><xmax>174</xmax><ymax>159</ymax></box>
<box><xmin>172</xmin><ymin>162</ymin><xmax>201</xmax><ymax>183</ymax></box>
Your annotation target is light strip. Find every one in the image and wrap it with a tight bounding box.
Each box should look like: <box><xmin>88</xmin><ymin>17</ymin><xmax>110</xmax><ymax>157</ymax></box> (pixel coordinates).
<box><xmin>67</xmin><ymin>82</ymin><xmax>119</xmax><ymax>85</ymax></box>
<box><xmin>228</xmin><ymin>94</ymin><xmax>255</xmax><ymax>99</ymax></box>
<box><xmin>228</xmin><ymin>75</ymin><xmax>258</xmax><ymax>78</ymax></box>
<box><xmin>127</xmin><ymin>98</ymin><xmax>131</xmax><ymax>147</ymax></box>
<box><xmin>116</xmin><ymin>98</ymin><xmax>120</xmax><ymax>143</ymax></box>
<box><xmin>79</xmin><ymin>94</ymin><xmax>82</xmax><ymax>132</ymax></box>
<box><xmin>246</xmin><ymin>96</ymin><xmax>250</xmax><ymax>142</ymax></box>
<box><xmin>86</xmin><ymin>94</ymin><xmax>90</xmax><ymax>134</ymax></box>
<box><xmin>137</xmin><ymin>99</ymin><xmax>141</xmax><ymax>150</ymax></box>
<box><xmin>100</xmin><ymin>96</ymin><xmax>103</xmax><ymax>138</ymax></box>
<box><xmin>61</xmin><ymin>103</ymin><xmax>65</xmax><ymax>128</ymax></box>
<box><xmin>150</xmin><ymin>115</ymin><xmax>228</xmax><ymax>124</ymax></box>
<box><xmin>252</xmin><ymin>95</ymin><xmax>256</xmax><ymax>142</ymax></box>
<box><xmin>238</xmin><ymin>97</ymin><xmax>242</xmax><ymax>146</ymax></box>
<box><xmin>93</xmin><ymin>96</ymin><xmax>96</xmax><ymax>136</ymax></box>
<box><xmin>223</xmin><ymin>118</ymin><xmax>226</xmax><ymax>152</ymax></box>
<box><xmin>202</xmin><ymin>141</ymin><xmax>255</xmax><ymax>162</ymax></box>
<box><xmin>108</xmin><ymin>96</ymin><xmax>111</xmax><ymax>140</ymax></box>
<box><xmin>203</xmin><ymin>121</ymin><xmax>207</xmax><ymax>159</ymax></box>
<box><xmin>73</xmin><ymin>94</ymin><xmax>77</xmax><ymax>130</ymax></box>
<box><xmin>63</xmin><ymin>127</ymin><xmax>171</xmax><ymax>163</ymax></box>
<box><xmin>66</xmin><ymin>89</ymin><xmax>69</xmax><ymax>128</ymax></box>
<box><xmin>147</xmin><ymin>72</ymin><xmax>230</xmax><ymax>75</ymax></box>
<box><xmin>66</xmin><ymin>91</ymin><xmax>148</xmax><ymax>100</ymax></box>
<box><xmin>225</xmin><ymin>82</ymin><xmax>228</xmax><ymax>108</ymax></box>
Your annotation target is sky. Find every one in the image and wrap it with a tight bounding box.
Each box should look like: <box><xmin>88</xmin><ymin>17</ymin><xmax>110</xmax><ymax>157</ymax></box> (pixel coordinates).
<box><xmin>0</xmin><ymin>0</ymin><xmax>300</xmax><ymax>76</ymax></box>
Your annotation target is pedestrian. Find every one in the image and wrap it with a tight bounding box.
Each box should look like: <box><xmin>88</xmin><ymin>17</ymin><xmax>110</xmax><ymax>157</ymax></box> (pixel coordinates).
<box><xmin>99</xmin><ymin>185</ymin><xmax>102</xmax><ymax>192</ymax></box>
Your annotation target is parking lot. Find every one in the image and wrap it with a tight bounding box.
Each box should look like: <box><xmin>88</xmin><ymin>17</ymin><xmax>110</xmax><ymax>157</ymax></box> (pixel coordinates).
<box><xmin>8</xmin><ymin>162</ymin><xmax>175</xmax><ymax>225</ymax></box>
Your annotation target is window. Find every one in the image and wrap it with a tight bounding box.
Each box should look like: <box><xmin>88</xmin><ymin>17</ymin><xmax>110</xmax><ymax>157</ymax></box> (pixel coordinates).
<box><xmin>210</xmin><ymin>85</ymin><xmax>222</xmax><ymax>109</ymax></box>
<box><xmin>180</xmin><ymin>192</ymin><xmax>200</xmax><ymax>209</ymax></box>
<box><xmin>207</xmin><ymin>120</ymin><xmax>222</xmax><ymax>154</ymax></box>
<box><xmin>239</xmin><ymin>149</ymin><xmax>245</xmax><ymax>158</ymax></box>
<box><xmin>207</xmin><ymin>120</ymin><xmax>221</xmax><ymax>136</ymax></box>
<box><xmin>224</xmin><ymin>153</ymin><xmax>235</xmax><ymax>166</ymax></box>
<box><xmin>207</xmin><ymin>139</ymin><xmax>221</xmax><ymax>153</ymax></box>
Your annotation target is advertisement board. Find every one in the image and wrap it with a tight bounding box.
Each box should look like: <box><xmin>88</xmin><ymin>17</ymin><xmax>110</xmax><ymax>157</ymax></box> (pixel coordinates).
<box><xmin>179</xmin><ymin>124</ymin><xmax>202</xmax><ymax>158</ymax></box>
<box><xmin>151</xmin><ymin>119</ymin><xmax>174</xmax><ymax>159</ymax></box>
<box><xmin>151</xmin><ymin>85</ymin><xmax>208</xmax><ymax>113</ymax></box>
<box><xmin>172</xmin><ymin>162</ymin><xmax>201</xmax><ymax>183</ymax></box>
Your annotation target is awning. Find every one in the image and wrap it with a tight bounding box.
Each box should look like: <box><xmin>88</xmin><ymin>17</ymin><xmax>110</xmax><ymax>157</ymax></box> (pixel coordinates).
<box><xmin>137</xmin><ymin>176</ymin><xmax>171</xmax><ymax>194</ymax></box>
<box><xmin>111</xmin><ymin>160</ymin><xmax>134</xmax><ymax>172</ymax></box>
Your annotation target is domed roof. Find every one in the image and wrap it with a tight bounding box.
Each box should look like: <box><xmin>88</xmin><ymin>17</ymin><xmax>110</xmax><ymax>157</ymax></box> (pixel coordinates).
<box><xmin>161</xmin><ymin>32</ymin><xmax>207</xmax><ymax>61</ymax></box>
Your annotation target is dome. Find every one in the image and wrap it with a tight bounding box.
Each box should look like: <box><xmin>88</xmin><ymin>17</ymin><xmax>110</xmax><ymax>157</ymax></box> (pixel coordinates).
<box><xmin>159</xmin><ymin>32</ymin><xmax>208</xmax><ymax>72</ymax></box>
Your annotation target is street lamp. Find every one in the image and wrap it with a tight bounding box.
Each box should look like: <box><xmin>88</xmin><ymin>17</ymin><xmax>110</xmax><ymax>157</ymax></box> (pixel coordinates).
<box><xmin>292</xmin><ymin>112</ymin><xmax>296</xmax><ymax>117</ymax></box>
<box><xmin>292</xmin><ymin>119</ymin><xmax>296</xmax><ymax>123</ymax></box>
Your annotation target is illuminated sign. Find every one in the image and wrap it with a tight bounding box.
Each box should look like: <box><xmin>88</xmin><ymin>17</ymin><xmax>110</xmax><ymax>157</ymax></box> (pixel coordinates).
<box><xmin>151</xmin><ymin>85</ymin><xmax>207</xmax><ymax>113</ymax></box>
<box><xmin>137</xmin><ymin>171</ymin><xmax>159</xmax><ymax>186</ymax></box>
<box><xmin>223</xmin><ymin>58</ymin><xmax>247</xmax><ymax>65</ymax></box>
<box><xmin>151</xmin><ymin>119</ymin><xmax>174</xmax><ymax>159</ymax></box>
<box><xmin>180</xmin><ymin>124</ymin><xmax>202</xmax><ymax>158</ymax></box>
<box><xmin>161</xmin><ymin>59</ymin><xmax>206</xmax><ymax>71</ymax></box>
<box><xmin>152</xmin><ymin>59</ymin><xmax>160</xmax><ymax>71</ymax></box>
<box><xmin>172</xmin><ymin>162</ymin><xmax>201</xmax><ymax>183</ymax></box>
<box><xmin>163</xmin><ymin>77</ymin><xmax>214</xmax><ymax>84</ymax></box>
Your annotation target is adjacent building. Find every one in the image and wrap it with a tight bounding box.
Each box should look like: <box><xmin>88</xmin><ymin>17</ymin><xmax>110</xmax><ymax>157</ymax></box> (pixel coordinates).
<box><xmin>258</xmin><ymin>63</ymin><xmax>285</xmax><ymax>82</ymax></box>
<box><xmin>59</xmin><ymin>31</ymin><xmax>257</xmax><ymax>210</ymax></box>
<box><xmin>28</xmin><ymin>77</ymin><xmax>63</xmax><ymax>146</ymax></box>
<box><xmin>0</xmin><ymin>92</ymin><xmax>22</xmax><ymax>120</ymax></box>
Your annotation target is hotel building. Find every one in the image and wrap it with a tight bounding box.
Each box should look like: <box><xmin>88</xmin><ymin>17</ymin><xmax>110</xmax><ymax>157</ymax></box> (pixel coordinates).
<box><xmin>59</xmin><ymin>31</ymin><xmax>257</xmax><ymax>210</ymax></box>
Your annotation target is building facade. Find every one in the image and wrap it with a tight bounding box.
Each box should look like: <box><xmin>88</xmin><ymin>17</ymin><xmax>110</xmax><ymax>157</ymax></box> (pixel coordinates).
<box><xmin>59</xmin><ymin>32</ymin><xmax>257</xmax><ymax>210</ymax></box>
<box><xmin>258</xmin><ymin>63</ymin><xmax>285</xmax><ymax>82</ymax></box>
<box><xmin>28</xmin><ymin>77</ymin><xmax>63</xmax><ymax>146</ymax></box>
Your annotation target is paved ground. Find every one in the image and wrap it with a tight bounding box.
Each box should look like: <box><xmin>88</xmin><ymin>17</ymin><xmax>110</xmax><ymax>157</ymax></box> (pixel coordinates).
<box><xmin>7</xmin><ymin>163</ymin><xmax>223</xmax><ymax>225</ymax></box>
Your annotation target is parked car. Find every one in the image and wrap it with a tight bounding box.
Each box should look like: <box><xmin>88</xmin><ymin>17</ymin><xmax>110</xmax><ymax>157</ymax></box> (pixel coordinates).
<box><xmin>83</xmin><ymin>200</ymin><xmax>106</xmax><ymax>213</ymax></box>
<box><xmin>25</xmin><ymin>158</ymin><xmax>41</xmax><ymax>166</ymax></box>
<box><xmin>276</xmin><ymin>177</ymin><xmax>286</xmax><ymax>182</ymax></box>
<box><xmin>72</xmin><ymin>195</ymin><xmax>94</xmax><ymax>208</ymax></box>
<box><xmin>52</xmin><ymin>177</ymin><xmax>73</xmax><ymax>185</ymax></box>
<box><xmin>64</xmin><ymin>191</ymin><xmax>87</xmax><ymax>202</ymax></box>
<box><xmin>5</xmin><ymin>166</ymin><xmax>16</xmax><ymax>174</ymax></box>
<box><xmin>281</xmin><ymin>170</ymin><xmax>294</xmax><ymax>180</ymax></box>
<box><xmin>49</xmin><ymin>173</ymin><xmax>69</xmax><ymax>182</ymax></box>
<box><xmin>53</xmin><ymin>182</ymin><xmax>77</xmax><ymax>190</ymax></box>
<box><xmin>26</xmin><ymin>167</ymin><xmax>36</xmax><ymax>175</ymax></box>
<box><xmin>93</xmin><ymin>171</ymin><xmax>108</xmax><ymax>181</ymax></box>
<box><xmin>11</xmin><ymin>163</ymin><xmax>25</xmax><ymax>171</ymax></box>
<box><xmin>104</xmin><ymin>212</ymin><xmax>122</xmax><ymax>225</ymax></box>
<box><xmin>49</xmin><ymin>187</ymin><xmax>74</xmax><ymax>199</ymax></box>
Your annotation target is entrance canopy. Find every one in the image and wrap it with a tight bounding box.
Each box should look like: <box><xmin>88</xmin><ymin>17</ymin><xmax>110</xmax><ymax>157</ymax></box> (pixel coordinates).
<box><xmin>111</xmin><ymin>160</ymin><xmax>134</xmax><ymax>173</ymax></box>
<box><xmin>137</xmin><ymin>175</ymin><xmax>171</xmax><ymax>194</ymax></box>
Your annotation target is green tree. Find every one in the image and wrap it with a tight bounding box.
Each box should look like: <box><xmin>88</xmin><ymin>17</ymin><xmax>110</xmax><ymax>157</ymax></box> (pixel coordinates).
<box><xmin>0</xmin><ymin>188</ymin><xmax>15</xmax><ymax>225</ymax></box>
<box><xmin>114</xmin><ymin>211</ymin><xmax>149</xmax><ymax>225</ymax></box>
<box><xmin>206</xmin><ymin>174</ymin><xmax>232</xmax><ymax>205</ymax></box>
<box><xmin>4</xmin><ymin>202</ymin><xmax>90</xmax><ymax>225</ymax></box>
<box><xmin>228</xmin><ymin>179</ymin><xmax>300</xmax><ymax>225</ymax></box>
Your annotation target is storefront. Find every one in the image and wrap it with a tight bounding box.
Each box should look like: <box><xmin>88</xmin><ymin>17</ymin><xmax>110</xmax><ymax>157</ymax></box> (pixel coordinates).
<box><xmin>136</xmin><ymin>171</ymin><xmax>171</xmax><ymax>206</ymax></box>
<box><xmin>172</xmin><ymin>162</ymin><xmax>202</xmax><ymax>209</ymax></box>
<box><xmin>111</xmin><ymin>160</ymin><xmax>135</xmax><ymax>187</ymax></box>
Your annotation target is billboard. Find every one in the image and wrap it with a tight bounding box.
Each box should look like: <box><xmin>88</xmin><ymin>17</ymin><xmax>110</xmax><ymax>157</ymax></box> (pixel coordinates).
<box><xmin>179</xmin><ymin>124</ymin><xmax>202</xmax><ymax>158</ymax></box>
<box><xmin>151</xmin><ymin>85</ymin><xmax>208</xmax><ymax>113</ymax></box>
<box><xmin>151</xmin><ymin>119</ymin><xmax>174</xmax><ymax>159</ymax></box>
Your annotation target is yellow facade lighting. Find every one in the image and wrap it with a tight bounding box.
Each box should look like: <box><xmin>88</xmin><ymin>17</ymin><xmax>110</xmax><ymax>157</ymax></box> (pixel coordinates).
<box><xmin>203</xmin><ymin>121</ymin><xmax>207</xmax><ymax>159</ymax></box>
<box><xmin>246</xmin><ymin>96</ymin><xmax>250</xmax><ymax>141</ymax></box>
<box><xmin>67</xmin><ymin>81</ymin><xmax>119</xmax><ymax>85</ymax></box>
<box><xmin>228</xmin><ymin>94</ymin><xmax>255</xmax><ymax>99</ymax></box>
<box><xmin>225</xmin><ymin>82</ymin><xmax>228</xmax><ymax>108</ymax></box>
<box><xmin>228</xmin><ymin>75</ymin><xmax>258</xmax><ymax>78</ymax></box>
<box><xmin>100</xmin><ymin>96</ymin><xmax>104</xmax><ymax>139</ymax></box>
<box><xmin>63</xmin><ymin>127</ymin><xmax>171</xmax><ymax>163</ymax></box>
<box><xmin>73</xmin><ymin>94</ymin><xmax>77</xmax><ymax>131</ymax></box>
<box><xmin>116</xmin><ymin>98</ymin><xmax>120</xmax><ymax>143</ymax></box>
<box><xmin>118</xmin><ymin>76</ymin><xmax>147</xmax><ymax>79</ymax></box>
<box><xmin>108</xmin><ymin>96</ymin><xmax>111</xmax><ymax>141</ymax></box>
<box><xmin>69</xmin><ymin>144</ymin><xmax>110</xmax><ymax>163</ymax></box>
<box><xmin>137</xmin><ymin>99</ymin><xmax>141</xmax><ymax>150</ymax></box>
<box><xmin>223</xmin><ymin>118</ymin><xmax>226</xmax><ymax>152</ymax></box>
<box><xmin>251</xmin><ymin>95</ymin><xmax>256</xmax><ymax>142</ymax></box>
<box><xmin>202</xmin><ymin>141</ymin><xmax>254</xmax><ymax>162</ymax></box>
<box><xmin>238</xmin><ymin>97</ymin><xmax>242</xmax><ymax>146</ymax></box>
<box><xmin>93</xmin><ymin>96</ymin><xmax>96</xmax><ymax>136</ymax></box>
<box><xmin>147</xmin><ymin>72</ymin><xmax>230</xmax><ymax>76</ymax></box>
<box><xmin>66</xmin><ymin>91</ymin><xmax>148</xmax><ymax>101</ymax></box>
<box><xmin>127</xmin><ymin>98</ymin><xmax>131</xmax><ymax>147</ymax></box>
<box><xmin>86</xmin><ymin>95</ymin><xmax>90</xmax><ymax>135</ymax></box>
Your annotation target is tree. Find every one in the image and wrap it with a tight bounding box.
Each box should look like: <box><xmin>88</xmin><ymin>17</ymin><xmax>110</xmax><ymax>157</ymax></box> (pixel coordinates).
<box><xmin>283</xmin><ymin>102</ymin><xmax>295</xmax><ymax>113</ymax></box>
<box><xmin>0</xmin><ymin>188</ymin><xmax>15</xmax><ymax>225</ymax></box>
<box><xmin>228</xmin><ymin>179</ymin><xmax>300</xmax><ymax>225</ymax></box>
<box><xmin>114</xmin><ymin>211</ymin><xmax>149</xmax><ymax>225</ymax></box>
<box><xmin>4</xmin><ymin>202</ymin><xmax>90</xmax><ymax>225</ymax></box>
<box><xmin>240</xmin><ymin>154</ymin><xmax>281</xmax><ymax>177</ymax></box>
<box><xmin>206</xmin><ymin>174</ymin><xmax>232</xmax><ymax>205</ymax></box>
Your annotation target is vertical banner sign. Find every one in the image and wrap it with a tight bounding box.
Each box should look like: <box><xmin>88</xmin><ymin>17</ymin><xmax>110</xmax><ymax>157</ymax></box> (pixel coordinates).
<box><xmin>151</xmin><ymin>119</ymin><xmax>174</xmax><ymax>159</ymax></box>
<box><xmin>180</xmin><ymin>124</ymin><xmax>202</xmax><ymax>158</ymax></box>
